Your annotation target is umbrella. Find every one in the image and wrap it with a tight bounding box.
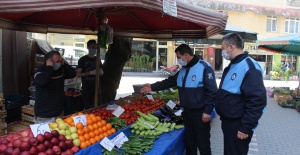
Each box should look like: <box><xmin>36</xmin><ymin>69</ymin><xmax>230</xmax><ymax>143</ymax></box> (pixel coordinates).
<box><xmin>0</xmin><ymin>0</ymin><xmax>228</xmax><ymax>106</ymax></box>
<box><xmin>258</xmin><ymin>34</ymin><xmax>300</xmax><ymax>56</ymax></box>
<box><xmin>0</xmin><ymin>0</ymin><xmax>228</xmax><ymax>39</ymax></box>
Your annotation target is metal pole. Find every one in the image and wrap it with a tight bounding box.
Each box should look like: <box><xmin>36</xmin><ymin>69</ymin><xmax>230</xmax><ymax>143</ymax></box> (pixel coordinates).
<box><xmin>94</xmin><ymin>9</ymin><xmax>104</xmax><ymax>107</ymax></box>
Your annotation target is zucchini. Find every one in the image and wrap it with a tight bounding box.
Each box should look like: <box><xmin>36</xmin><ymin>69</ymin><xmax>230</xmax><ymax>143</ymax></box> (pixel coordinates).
<box><xmin>175</xmin><ymin>125</ymin><xmax>184</xmax><ymax>129</ymax></box>
<box><xmin>147</xmin><ymin>113</ymin><xmax>159</xmax><ymax>121</ymax></box>
<box><xmin>137</xmin><ymin>111</ymin><xmax>155</xmax><ymax>121</ymax></box>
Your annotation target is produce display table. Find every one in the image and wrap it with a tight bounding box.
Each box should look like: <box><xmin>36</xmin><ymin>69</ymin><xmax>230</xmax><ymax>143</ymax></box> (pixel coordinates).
<box><xmin>75</xmin><ymin>125</ymin><xmax>185</xmax><ymax>155</ymax></box>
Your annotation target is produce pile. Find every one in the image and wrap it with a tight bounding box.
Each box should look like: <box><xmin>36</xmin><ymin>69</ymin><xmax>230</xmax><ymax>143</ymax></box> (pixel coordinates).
<box><xmin>153</xmin><ymin>89</ymin><xmax>179</xmax><ymax>103</ymax></box>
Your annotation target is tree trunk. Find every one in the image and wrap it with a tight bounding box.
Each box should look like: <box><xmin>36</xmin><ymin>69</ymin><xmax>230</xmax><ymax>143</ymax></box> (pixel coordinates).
<box><xmin>101</xmin><ymin>37</ymin><xmax>132</xmax><ymax>104</ymax></box>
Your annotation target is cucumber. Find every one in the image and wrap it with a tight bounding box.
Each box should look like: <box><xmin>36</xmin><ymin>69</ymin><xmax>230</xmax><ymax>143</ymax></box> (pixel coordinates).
<box><xmin>137</xmin><ymin>111</ymin><xmax>155</xmax><ymax>121</ymax></box>
<box><xmin>136</xmin><ymin>121</ymin><xmax>151</xmax><ymax>130</ymax></box>
<box><xmin>147</xmin><ymin>113</ymin><xmax>159</xmax><ymax>121</ymax></box>
<box><xmin>175</xmin><ymin>125</ymin><xmax>184</xmax><ymax>129</ymax></box>
<box><xmin>155</xmin><ymin>127</ymin><xmax>169</xmax><ymax>132</ymax></box>
<box><xmin>165</xmin><ymin>123</ymin><xmax>171</xmax><ymax>128</ymax></box>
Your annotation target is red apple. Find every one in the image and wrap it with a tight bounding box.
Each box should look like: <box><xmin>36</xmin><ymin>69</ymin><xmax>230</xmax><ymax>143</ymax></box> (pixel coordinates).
<box><xmin>38</xmin><ymin>152</ymin><xmax>47</xmax><ymax>155</ymax></box>
<box><xmin>65</xmin><ymin>149</ymin><xmax>73</xmax><ymax>155</ymax></box>
<box><xmin>4</xmin><ymin>146</ymin><xmax>13</xmax><ymax>155</ymax></box>
<box><xmin>28</xmin><ymin>133</ymin><xmax>34</xmax><ymax>138</ymax></box>
<box><xmin>7</xmin><ymin>143</ymin><xmax>12</xmax><ymax>147</ymax></box>
<box><xmin>44</xmin><ymin>132</ymin><xmax>53</xmax><ymax>141</ymax></box>
<box><xmin>0</xmin><ymin>144</ymin><xmax>7</xmax><ymax>153</ymax></box>
<box><xmin>29</xmin><ymin>137</ymin><xmax>38</xmax><ymax>146</ymax></box>
<box><xmin>51</xmin><ymin>131</ymin><xmax>59</xmax><ymax>138</ymax></box>
<box><xmin>36</xmin><ymin>134</ymin><xmax>45</xmax><ymax>143</ymax></box>
<box><xmin>20</xmin><ymin>142</ymin><xmax>30</xmax><ymax>151</ymax></box>
<box><xmin>12</xmin><ymin>148</ymin><xmax>21</xmax><ymax>155</ymax></box>
<box><xmin>44</xmin><ymin>140</ymin><xmax>53</xmax><ymax>149</ymax></box>
<box><xmin>13</xmin><ymin>139</ymin><xmax>22</xmax><ymax>148</ymax></box>
<box><xmin>58</xmin><ymin>141</ymin><xmax>67</xmax><ymax>152</ymax></box>
<box><xmin>65</xmin><ymin>140</ymin><xmax>73</xmax><ymax>149</ymax></box>
<box><xmin>29</xmin><ymin>146</ymin><xmax>39</xmax><ymax>155</ymax></box>
<box><xmin>70</xmin><ymin>146</ymin><xmax>79</xmax><ymax>153</ymax></box>
<box><xmin>20</xmin><ymin>151</ymin><xmax>31</xmax><ymax>155</ymax></box>
<box><xmin>52</xmin><ymin>146</ymin><xmax>61</xmax><ymax>155</ymax></box>
<box><xmin>50</xmin><ymin>138</ymin><xmax>59</xmax><ymax>146</ymax></box>
<box><xmin>37</xmin><ymin>144</ymin><xmax>47</xmax><ymax>152</ymax></box>
<box><xmin>21</xmin><ymin>131</ymin><xmax>29</xmax><ymax>138</ymax></box>
<box><xmin>60</xmin><ymin>152</ymin><xmax>67</xmax><ymax>155</ymax></box>
<box><xmin>58</xmin><ymin>135</ymin><xmax>66</xmax><ymax>142</ymax></box>
<box><xmin>45</xmin><ymin>148</ymin><xmax>55</xmax><ymax>155</ymax></box>
<box><xmin>1</xmin><ymin>139</ymin><xmax>8</xmax><ymax>145</ymax></box>
<box><xmin>21</xmin><ymin>137</ymin><xmax>30</xmax><ymax>142</ymax></box>
<box><xmin>12</xmin><ymin>135</ymin><xmax>21</xmax><ymax>141</ymax></box>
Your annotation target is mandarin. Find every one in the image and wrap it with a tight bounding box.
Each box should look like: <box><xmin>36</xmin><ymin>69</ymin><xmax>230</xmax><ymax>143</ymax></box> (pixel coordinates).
<box><xmin>106</xmin><ymin>123</ymin><xmax>112</xmax><ymax>130</ymax></box>
<box><xmin>89</xmin><ymin>138</ymin><xmax>96</xmax><ymax>144</ymax></box>
<box><xmin>80</xmin><ymin>141</ymin><xmax>87</xmax><ymax>149</ymax></box>
<box><xmin>76</xmin><ymin>122</ymin><xmax>84</xmax><ymax>129</ymax></box>
<box><xmin>83</xmin><ymin>127</ymin><xmax>90</xmax><ymax>134</ymax></box>
<box><xmin>89</xmin><ymin>132</ymin><xmax>96</xmax><ymax>138</ymax></box>
<box><xmin>84</xmin><ymin>133</ymin><xmax>90</xmax><ymax>140</ymax></box>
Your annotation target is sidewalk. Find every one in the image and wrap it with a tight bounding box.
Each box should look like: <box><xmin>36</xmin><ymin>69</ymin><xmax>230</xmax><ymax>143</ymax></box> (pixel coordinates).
<box><xmin>210</xmin><ymin>97</ymin><xmax>300</xmax><ymax>155</ymax></box>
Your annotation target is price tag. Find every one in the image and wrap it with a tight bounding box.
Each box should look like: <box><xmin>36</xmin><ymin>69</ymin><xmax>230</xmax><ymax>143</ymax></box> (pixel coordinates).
<box><xmin>113</xmin><ymin>106</ymin><xmax>125</xmax><ymax>117</ymax></box>
<box><xmin>169</xmin><ymin>88</ymin><xmax>175</xmax><ymax>92</ymax></box>
<box><xmin>146</xmin><ymin>95</ymin><xmax>154</xmax><ymax>101</ymax></box>
<box><xmin>167</xmin><ymin>100</ymin><xmax>176</xmax><ymax>109</ymax></box>
<box><xmin>30</xmin><ymin>123</ymin><xmax>51</xmax><ymax>137</ymax></box>
<box><xmin>174</xmin><ymin>109</ymin><xmax>183</xmax><ymax>116</ymax></box>
<box><xmin>144</xmin><ymin>122</ymin><xmax>155</xmax><ymax>129</ymax></box>
<box><xmin>100</xmin><ymin>137</ymin><xmax>115</xmax><ymax>151</ymax></box>
<box><xmin>73</xmin><ymin>115</ymin><xmax>87</xmax><ymax>126</ymax></box>
<box><xmin>111</xmin><ymin>132</ymin><xmax>129</xmax><ymax>148</ymax></box>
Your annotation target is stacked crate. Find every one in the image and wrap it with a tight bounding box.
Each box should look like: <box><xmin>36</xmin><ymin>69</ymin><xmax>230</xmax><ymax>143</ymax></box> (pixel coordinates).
<box><xmin>21</xmin><ymin>105</ymin><xmax>35</xmax><ymax>125</ymax></box>
<box><xmin>0</xmin><ymin>94</ymin><xmax>7</xmax><ymax>136</ymax></box>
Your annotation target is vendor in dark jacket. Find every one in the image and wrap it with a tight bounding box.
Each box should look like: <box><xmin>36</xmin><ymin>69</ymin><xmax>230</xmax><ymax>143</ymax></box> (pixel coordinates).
<box><xmin>34</xmin><ymin>51</ymin><xmax>76</xmax><ymax>123</ymax></box>
<box><xmin>216</xmin><ymin>33</ymin><xmax>266</xmax><ymax>155</ymax></box>
<box><xmin>140</xmin><ymin>44</ymin><xmax>218</xmax><ymax>155</ymax></box>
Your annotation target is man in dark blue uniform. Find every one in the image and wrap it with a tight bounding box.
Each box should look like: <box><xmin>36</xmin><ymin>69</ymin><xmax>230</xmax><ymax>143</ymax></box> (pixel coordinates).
<box><xmin>216</xmin><ymin>33</ymin><xmax>266</xmax><ymax>155</ymax></box>
<box><xmin>140</xmin><ymin>44</ymin><xmax>217</xmax><ymax>155</ymax></box>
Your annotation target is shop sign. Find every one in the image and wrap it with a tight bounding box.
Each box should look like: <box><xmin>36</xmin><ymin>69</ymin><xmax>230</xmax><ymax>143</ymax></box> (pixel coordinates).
<box><xmin>111</xmin><ymin>132</ymin><xmax>129</xmax><ymax>148</ymax></box>
<box><xmin>163</xmin><ymin>0</ymin><xmax>177</xmax><ymax>17</ymax></box>
<box><xmin>208</xmin><ymin>47</ymin><xmax>214</xmax><ymax>55</ymax></box>
<box><xmin>113</xmin><ymin>106</ymin><xmax>125</xmax><ymax>117</ymax></box>
<box><xmin>244</xmin><ymin>42</ymin><xmax>272</xmax><ymax>55</ymax></box>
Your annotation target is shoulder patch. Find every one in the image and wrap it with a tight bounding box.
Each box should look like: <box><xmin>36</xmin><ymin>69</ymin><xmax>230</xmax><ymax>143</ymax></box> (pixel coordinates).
<box><xmin>207</xmin><ymin>73</ymin><xmax>213</xmax><ymax>80</ymax></box>
<box><xmin>192</xmin><ymin>75</ymin><xmax>196</xmax><ymax>81</ymax></box>
<box><xmin>231</xmin><ymin>73</ymin><xmax>237</xmax><ymax>80</ymax></box>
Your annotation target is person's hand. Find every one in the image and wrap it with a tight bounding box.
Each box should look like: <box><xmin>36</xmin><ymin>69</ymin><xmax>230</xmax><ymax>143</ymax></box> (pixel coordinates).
<box><xmin>202</xmin><ymin>113</ymin><xmax>211</xmax><ymax>123</ymax></box>
<box><xmin>99</xmin><ymin>68</ymin><xmax>104</xmax><ymax>76</ymax></box>
<box><xmin>140</xmin><ymin>83</ymin><xmax>151</xmax><ymax>94</ymax></box>
<box><xmin>46</xmin><ymin>59</ymin><xmax>54</xmax><ymax>66</ymax></box>
<box><xmin>237</xmin><ymin>131</ymin><xmax>249</xmax><ymax>140</ymax></box>
<box><xmin>89</xmin><ymin>69</ymin><xmax>96</xmax><ymax>75</ymax></box>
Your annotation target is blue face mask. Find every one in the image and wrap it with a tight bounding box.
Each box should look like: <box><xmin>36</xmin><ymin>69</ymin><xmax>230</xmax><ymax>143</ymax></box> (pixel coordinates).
<box><xmin>222</xmin><ymin>50</ymin><xmax>230</xmax><ymax>60</ymax></box>
<box><xmin>177</xmin><ymin>55</ymin><xmax>187</xmax><ymax>66</ymax></box>
<box><xmin>53</xmin><ymin>62</ymin><xmax>61</xmax><ymax>71</ymax></box>
<box><xmin>89</xmin><ymin>49</ymin><xmax>97</xmax><ymax>56</ymax></box>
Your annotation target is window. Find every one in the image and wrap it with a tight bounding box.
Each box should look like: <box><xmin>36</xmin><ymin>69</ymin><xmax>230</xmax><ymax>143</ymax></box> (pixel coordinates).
<box><xmin>285</xmin><ymin>18</ymin><xmax>299</xmax><ymax>33</ymax></box>
<box><xmin>266</xmin><ymin>16</ymin><xmax>277</xmax><ymax>32</ymax></box>
<box><xmin>74</xmin><ymin>49</ymin><xmax>86</xmax><ymax>58</ymax></box>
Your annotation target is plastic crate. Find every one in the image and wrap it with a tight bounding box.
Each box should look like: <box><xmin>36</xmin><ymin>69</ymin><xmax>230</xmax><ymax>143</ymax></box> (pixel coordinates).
<box><xmin>6</xmin><ymin>107</ymin><xmax>21</xmax><ymax>123</ymax></box>
<box><xmin>64</xmin><ymin>94</ymin><xmax>83</xmax><ymax>116</ymax></box>
<box><xmin>5</xmin><ymin>94</ymin><xmax>26</xmax><ymax>111</ymax></box>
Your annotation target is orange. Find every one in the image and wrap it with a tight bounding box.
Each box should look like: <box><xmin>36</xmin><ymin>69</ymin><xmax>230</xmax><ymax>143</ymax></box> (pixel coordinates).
<box><xmin>89</xmin><ymin>132</ymin><xmax>96</xmax><ymax>138</ymax></box>
<box><xmin>97</xmin><ymin>122</ymin><xmax>103</xmax><ymax>128</ymax></box>
<box><xmin>78</xmin><ymin>112</ymin><xmax>84</xmax><ymax>115</ymax></box>
<box><xmin>77</xmin><ymin>129</ymin><xmax>84</xmax><ymax>136</ymax></box>
<box><xmin>96</xmin><ymin>116</ymin><xmax>102</xmax><ymax>121</ymax></box>
<box><xmin>87</xmin><ymin>119</ymin><xmax>93</xmax><ymax>126</ymax></box>
<box><xmin>92</xmin><ymin>117</ymin><xmax>97</xmax><ymax>124</ymax></box>
<box><xmin>101</xmin><ymin>120</ymin><xmax>107</xmax><ymax>126</ymax></box>
<box><xmin>95</xmin><ymin>135</ymin><xmax>100</xmax><ymax>142</ymax></box>
<box><xmin>98</xmin><ymin>128</ymin><xmax>104</xmax><ymax>134</ymax></box>
<box><xmin>102</xmin><ymin>126</ymin><xmax>108</xmax><ymax>132</ymax></box>
<box><xmin>84</xmin><ymin>133</ymin><xmax>90</xmax><ymax>140</ymax></box>
<box><xmin>79</xmin><ymin>135</ymin><xmax>85</xmax><ymax>142</ymax></box>
<box><xmin>106</xmin><ymin>123</ymin><xmax>112</xmax><ymax>130</ymax></box>
<box><xmin>107</xmin><ymin>130</ymin><xmax>112</xmax><ymax>136</ymax></box>
<box><xmin>94</xmin><ymin>129</ymin><xmax>100</xmax><ymax>136</ymax></box>
<box><xmin>85</xmin><ymin>140</ymin><xmax>91</xmax><ymax>147</ymax></box>
<box><xmin>80</xmin><ymin>141</ymin><xmax>87</xmax><ymax>149</ymax></box>
<box><xmin>87</xmin><ymin>125</ymin><xmax>94</xmax><ymax>131</ymax></box>
<box><xmin>93</xmin><ymin>124</ymin><xmax>99</xmax><ymax>129</ymax></box>
<box><xmin>111</xmin><ymin>128</ymin><xmax>116</xmax><ymax>134</ymax></box>
<box><xmin>76</xmin><ymin>122</ymin><xmax>84</xmax><ymax>129</ymax></box>
<box><xmin>70</xmin><ymin>122</ymin><xmax>75</xmax><ymax>126</ymax></box>
<box><xmin>83</xmin><ymin>127</ymin><xmax>90</xmax><ymax>134</ymax></box>
<box><xmin>103</xmin><ymin>132</ymin><xmax>109</xmax><ymax>137</ymax></box>
<box><xmin>90</xmin><ymin>138</ymin><xmax>96</xmax><ymax>144</ymax></box>
<box><xmin>90</xmin><ymin>114</ymin><xmax>96</xmax><ymax>118</ymax></box>
<box><xmin>99</xmin><ymin>134</ymin><xmax>104</xmax><ymax>140</ymax></box>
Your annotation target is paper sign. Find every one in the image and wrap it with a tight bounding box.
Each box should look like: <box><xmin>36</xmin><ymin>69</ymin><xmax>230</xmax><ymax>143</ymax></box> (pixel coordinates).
<box><xmin>113</xmin><ymin>106</ymin><xmax>125</xmax><ymax>117</ymax></box>
<box><xmin>30</xmin><ymin>123</ymin><xmax>51</xmax><ymax>137</ymax></box>
<box><xmin>169</xmin><ymin>88</ymin><xmax>175</xmax><ymax>92</ymax></box>
<box><xmin>73</xmin><ymin>115</ymin><xmax>87</xmax><ymax>126</ymax></box>
<box><xmin>174</xmin><ymin>110</ymin><xmax>183</xmax><ymax>116</ymax></box>
<box><xmin>146</xmin><ymin>95</ymin><xmax>154</xmax><ymax>101</ymax></box>
<box><xmin>167</xmin><ymin>100</ymin><xmax>176</xmax><ymax>109</ymax></box>
<box><xmin>100</xmin><ymin>137</ymin><xmax>115</xmax><ymax>151</ymax></box>
<box><xmin>163</xmin><ymin>0</ymin><xmax>177</xmax><ymax>17</ymax></box>
<box><xmin>111</xmin><ymin>132</ymin><xmax>129</xmax><ymax>148</ymax></box>
<box><xmin>144</xmin><ymin>122</ymin><xmax>155</xmax><ymax>129</ymax></box>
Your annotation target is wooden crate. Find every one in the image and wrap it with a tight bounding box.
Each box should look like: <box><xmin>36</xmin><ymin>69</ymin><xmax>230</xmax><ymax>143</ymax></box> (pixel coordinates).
<box><xmin>21</xmin><ymin>105</ymin><xmax>35</xmax><ymax>125</ymax></box>
<box><xmin>0</xmin><ymin>93</ymin><xmax>7</xmax><ymax>136</ymax></box>
<box><xmin>22</xmin><ymin>105</ymin><xmax>34</xmax><ymax>115</ymax></box>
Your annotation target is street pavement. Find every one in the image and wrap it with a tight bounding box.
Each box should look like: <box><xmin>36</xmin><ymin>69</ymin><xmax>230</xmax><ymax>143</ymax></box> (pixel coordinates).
<box><xmin>116</xmin><ymin>73</ymin><xmax>300</xmax><ymax>155</ymax></box>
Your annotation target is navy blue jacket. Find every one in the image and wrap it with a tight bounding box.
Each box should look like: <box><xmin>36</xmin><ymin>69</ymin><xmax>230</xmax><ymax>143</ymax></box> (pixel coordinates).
<box><xmin>215</xmin><ymin>52</ymin><xmax>267</xmax><ymax>134</ymax></box>
<box><xmin>151</xmin><ymin>56</ymin><xmax>218</xmax><ymax>114</ymax></box>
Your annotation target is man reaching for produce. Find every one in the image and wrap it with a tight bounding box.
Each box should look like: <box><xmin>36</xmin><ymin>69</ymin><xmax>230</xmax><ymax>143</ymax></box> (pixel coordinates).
<box><xmin>34</xmin><ymin>51</ymin><xmax>76</xmax><ymax>123</ymax></box>
<box><xmin>140</xmin><ymin>44</ymin><xmax>218</xmax><ymax>155</ymax></box>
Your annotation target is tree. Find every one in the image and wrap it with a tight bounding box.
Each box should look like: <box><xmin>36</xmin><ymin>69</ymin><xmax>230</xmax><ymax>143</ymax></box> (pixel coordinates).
<box><xmin>100</xmin><ymin>37</ymin><xmax>132</xmax><ymax>104</ymax></box>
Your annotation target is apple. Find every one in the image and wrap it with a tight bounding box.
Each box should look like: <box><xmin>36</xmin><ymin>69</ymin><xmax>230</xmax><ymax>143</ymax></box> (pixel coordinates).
<box><xmin>51</xmin><ymin>130</ymin><xmax>60</xmax><ymax>138</ymax></box>
<box><xmin>72</xmin><ymin>139</ymin><xmax>80</xmax><ymax>147</ymax></box>
<box><xmin>44</xmin><ymin>140</ymin><xmax>53</xmax><ymax>149</ymax></box>
<box><xmin>65</xmin><ymin>135</ymin><xmax>72</xmax><ymax>140</ymax></box>
<box><xmin>69</xmin><ymin>127</ymin><xmax>77</xmax><ymax>134</ymax></box>
<box><xmin>44</xmin><ymin>132</ymin><xmax>53</xmax><ymax>141</ymax></box>
<box><xmin>45</xmin><ymin>148</ymin><xmax>55</xmax><ymax>155</ymax></box>
<box><xmin>55</xmin><ymin>118</ymin><xmax>63</xmax><ymax>123</ymax></box>
<box><xmin>0</xmin><ymin>144</ymin><xmax>7</xmax><ymax>153</ymax></box>
<box><xmin>59</xmin><ymin>130</ymin><xmax>66</xmax><ymax>136</ymax></box>
<box><xmin>58</xmin><ymin>141</ymin><xmax>67</xmax><ymax>152</ymax></box>
<box><xmin>5</xmin><ymin>146</ymin><xmax>13</xmax><ymax>155</ymax></box>
<box><xmin>20</xmin><ymin>151</ymin><xmax>31</xmax><ymax>155</ymax></box>
<box><xmin>58</xmin><ymin>123</ymin><xmax>67</xmax><ymax>130</ymax></box>
<box><xmin>52</xmin><ymin>146</ymin><xmax>61</xmax><ymax>155</ymax></box>
<box><xmin>70</xmin><ymin>146</ymin><xmax>79</xmax><ymax>153</ymax></box>
<box><xmin>65</xmin><ymin>149</ymin><xmax>73</xmax><ymax>155</ymax></box>
<box><xmin>13</xmin><ymin>139</ymin><xmax>22</xmax><ymax>148</ymax></box>
<box><xmin>70</xmin><ymin>133</ymin><xmax>78</xmax><ymax>140</ymax></box>
<box><xmin>65</xmin><ymin>130</ymin><xmax>71</xmax><ymax>136</ymax></box>
<box><xmin>58</xmin><ymin>135</ymin><xmax>66</xmax><ymax>142</ymax></box>
<box><xmin>29</xmin><ymin>137</ymin><xmax>38</xmax><ymax>146</ymax></box>
<box><xmin>20</xmin><ymin>141</ymin><xmax>30</xmax><ymax>151</ymax></box>
<box><xmin>37</xmin><ymin>144</ymin><xmax>47</xmax><ymax>152</ymax></box>
<box><xmin>21</xmin><ymin>131</ymin><xmax>29</xmax><ymax>138</ymax></box>
<box><xmin>36</xmin><ymin>134</ymin><xmax>45</xmax><ymax>143</ymax></box>
<box><xmin>1</xmin><ymin>139</ymin><xmax>9</xmax><ymax>145</ymax></box>
<box><xmin>65</xmin><ymin>140</ymin><xmax>74</xmax><ymax>149</ymax></box>
<box><xmin>50</xmin><ymin>137</ymin><xmax>59</xmax><ymax>146</ymax></box>
<box><xmin>29</xmin><ymin>146</ymin><xmax>39</xmax><ymax>155</ymax></box>
<box><xmin>38</xmin><ymin>152</ymin><xmax>47</xmax><ymax>155</ymax></box>
<box><xmin>12</xmin><ymin>148</ymin><xmax>21</xmax><ymax>155</ymax></box>
<box><xmin>49</xmin><ymin>122</ymin><xmax>58</xmax><ymax>129</ymax></box>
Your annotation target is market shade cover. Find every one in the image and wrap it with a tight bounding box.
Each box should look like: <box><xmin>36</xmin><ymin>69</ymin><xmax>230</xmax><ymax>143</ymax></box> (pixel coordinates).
<box><xmin>0</xmin><ymin>0</ymin><xmax>228</xmax><ymax>39</ymax></box>
<box><xmin>223</xmin><ymin>24</ymin><xmax>257</xmax><ymax>41</ymax></box>
<box><xmin>258</xmin><ymin>34</ymin><xmax>300</xmax><ymax>56</ymax></box>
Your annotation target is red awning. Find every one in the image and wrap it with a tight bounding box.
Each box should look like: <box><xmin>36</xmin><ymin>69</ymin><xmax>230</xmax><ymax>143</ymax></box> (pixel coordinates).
<box><xmin>0</xmin><ymin>0</ymin><xmax>228</xmax><ymax>39</ymax></box>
